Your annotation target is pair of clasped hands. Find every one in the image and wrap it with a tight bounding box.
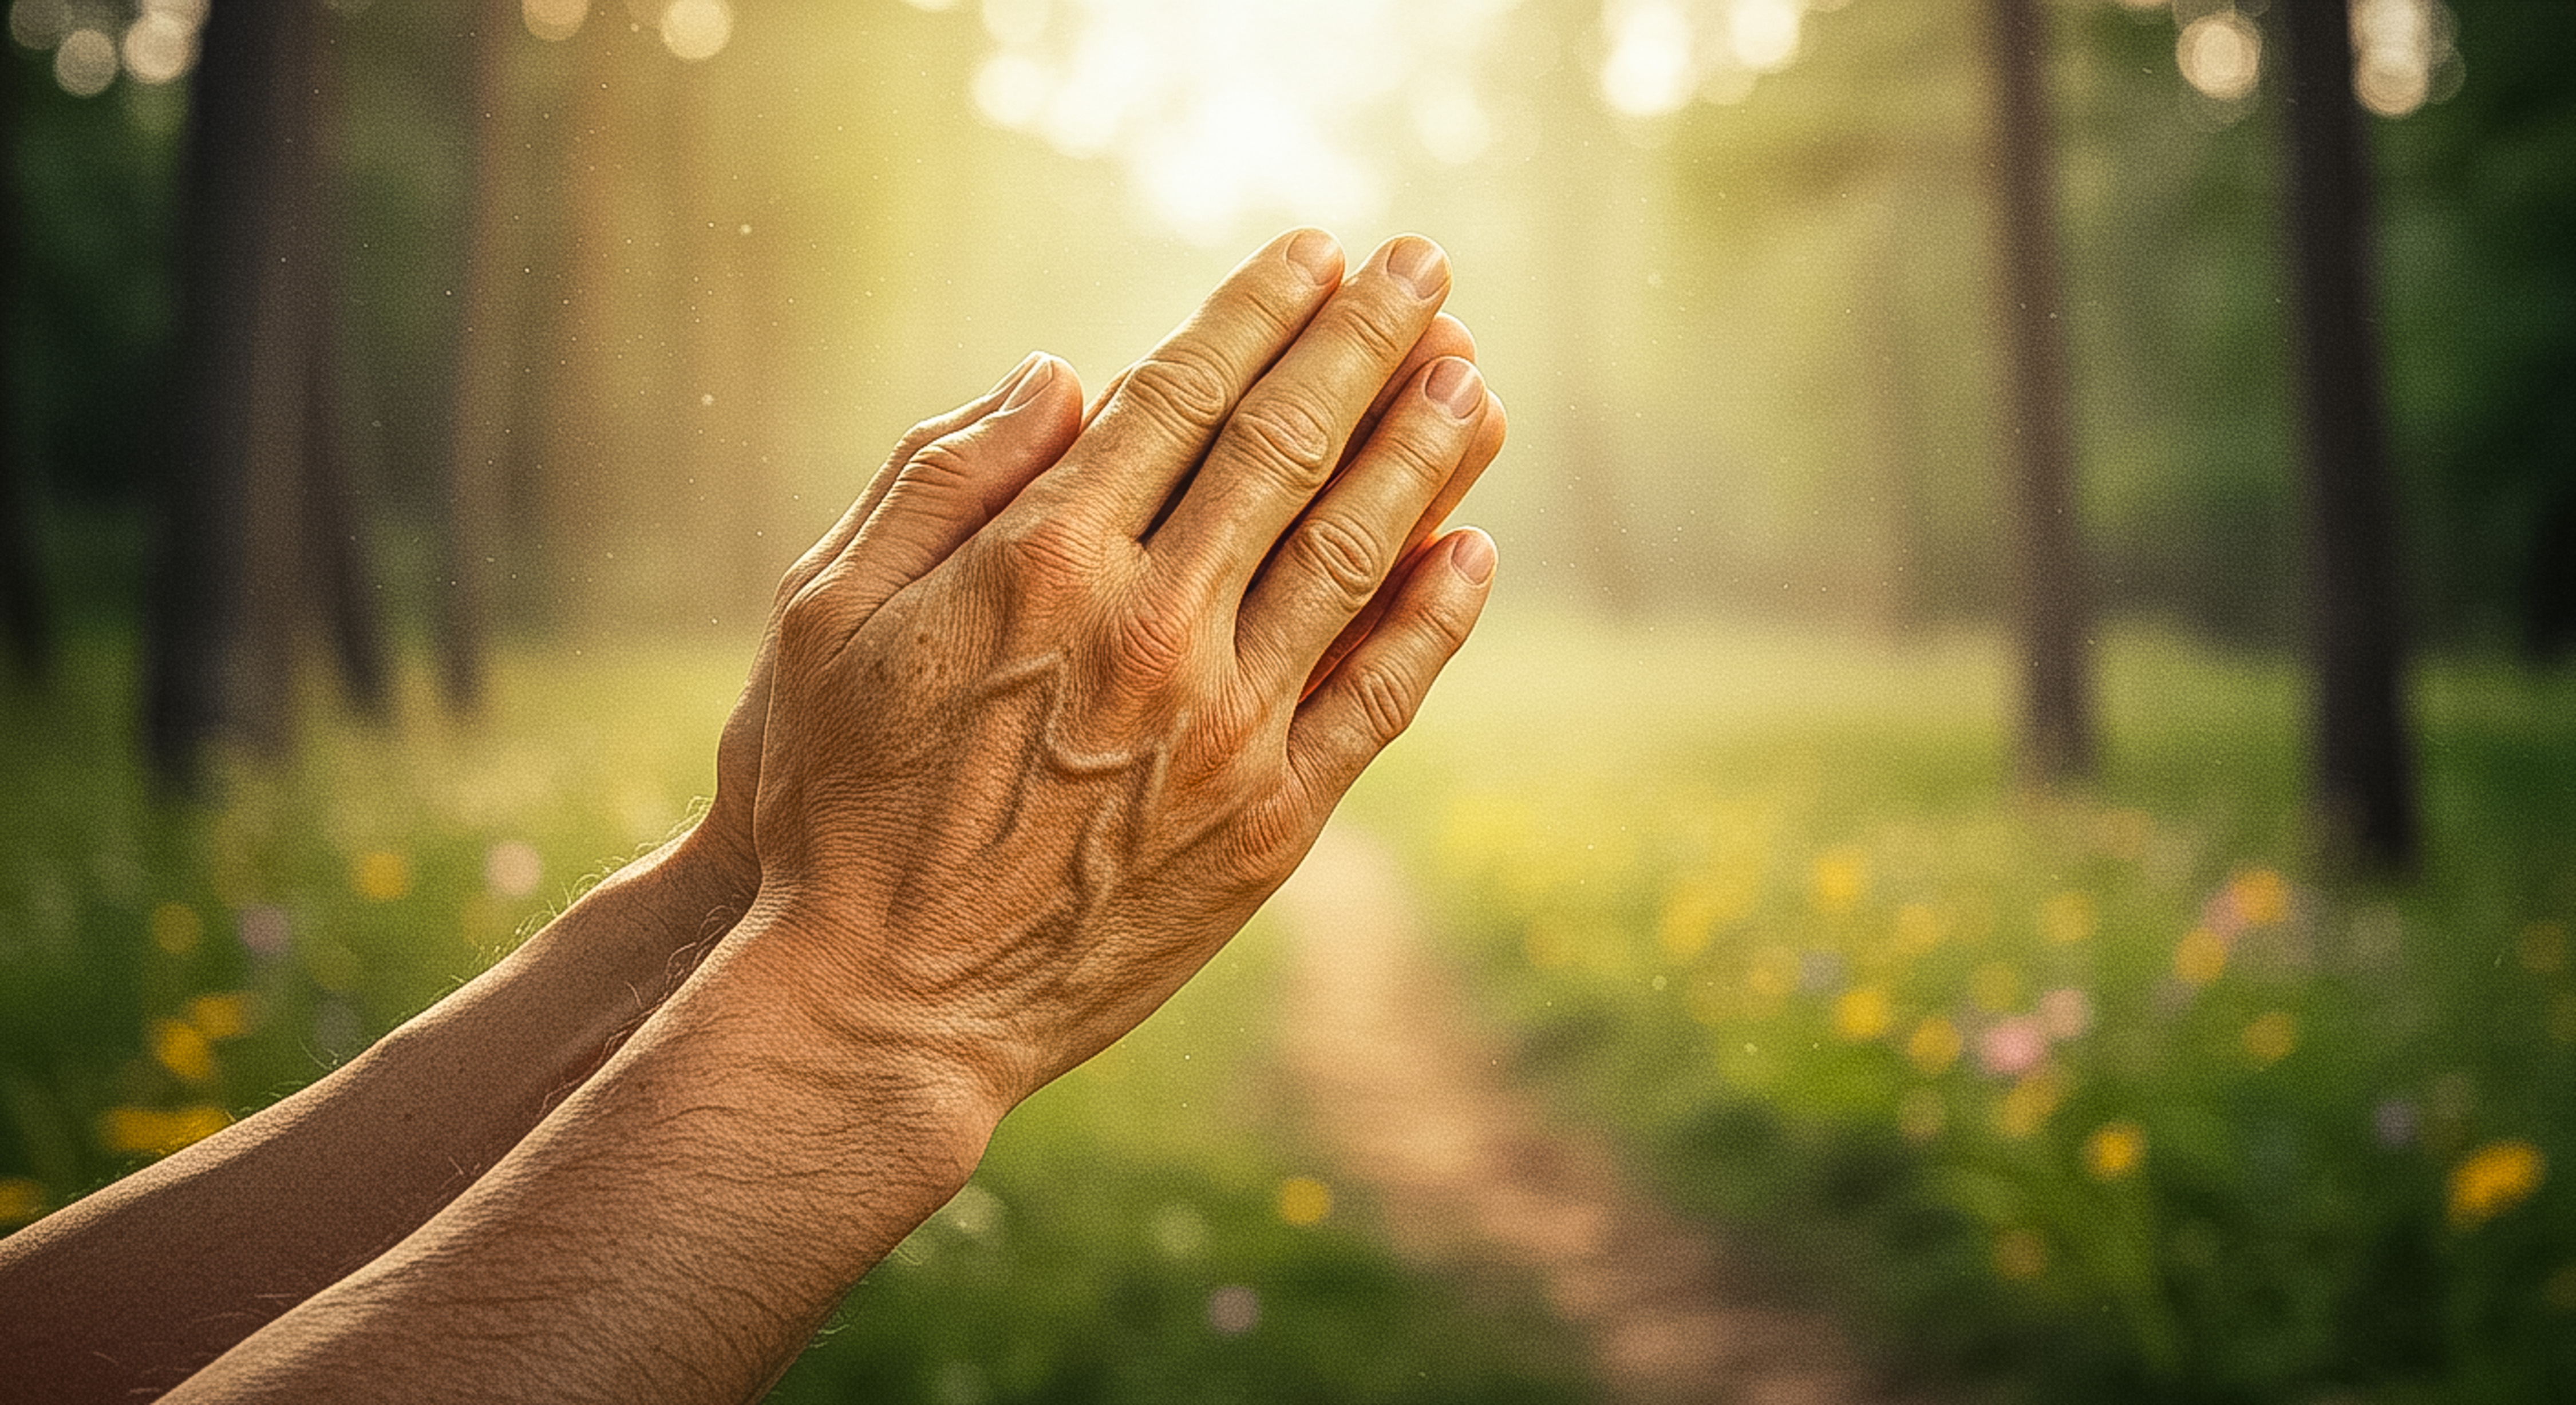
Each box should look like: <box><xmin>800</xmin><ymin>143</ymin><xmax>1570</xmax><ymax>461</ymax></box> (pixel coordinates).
<box><xmin>0</xmin><ymin>229</ymin><xmax>1502</xmax><ymax>1404</ymax></box>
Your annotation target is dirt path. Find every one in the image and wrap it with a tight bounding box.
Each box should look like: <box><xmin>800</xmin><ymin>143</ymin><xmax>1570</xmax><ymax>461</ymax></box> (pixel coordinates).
<box><xmin>1273</xmin><ymin>827</ymin><xmax>1934</xmax><ymax>1405</ymax></box>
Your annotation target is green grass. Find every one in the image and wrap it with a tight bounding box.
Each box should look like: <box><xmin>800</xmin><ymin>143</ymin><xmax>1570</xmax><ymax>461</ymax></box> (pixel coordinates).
<box><xmin>1345</xmin><ymin>608</ymin><xmax>2576</xmax><ymax>1403</ymax></box>
<box><xmin>0</xmin><ymin>635</ymin><xmax>1582</xmax><ymax>1404</ymax></box>
<box><xmin>9</xmin><ymin>614</ymin><xmax>2572</xmax><ymax>1403</ymax></box>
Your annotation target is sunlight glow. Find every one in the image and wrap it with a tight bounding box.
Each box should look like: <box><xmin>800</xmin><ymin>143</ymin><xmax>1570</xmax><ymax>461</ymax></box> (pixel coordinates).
<box><xmin>2175</xmin><ymin>11</ymin><xmax>2259</xmax><ymax>104</ymax></box>
<box><xmin>1599</xmin><ymin>0</ymin><xmax>1818</xmax><ymax>118</ymax></box>
<box><xmin>2351</xmin><ymin>0</ymin><xmax>2458</xmax><ymax>118</ymax></box>
<box><xmin>945</xmin><ymin>0</ymin><xmax>1520</xmax><ymax>243</ymax></box>
<box><xmin>661</xmin><ymin>0</ymin><xmax>733</xmax><ymax>61</ymax></box>
<box><xmin>52</xmin><ymin>25</ymin><xmax>113</xmax><ymax>96</ymax></box>
<box><xmin>523</xmin><ymin>0</ymin><xmax>587</xmax><ymax>42</ymax></box>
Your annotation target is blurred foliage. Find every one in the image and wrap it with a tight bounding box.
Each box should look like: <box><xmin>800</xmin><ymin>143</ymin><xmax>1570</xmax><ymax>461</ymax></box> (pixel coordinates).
<box><xmin>1348</xmin><ymin>613</ymin><xmax>2576</xmax><ymax>1400</ymax></box>
<box><xmin>5</xmin><ymin>0</ymin><xmax>2573</xmax><ymax>647</ymax></box>
<box><xmin>0</xmin><ymin>639</ymin><xmax>1585</xmax><ymax>1402</ymax></box>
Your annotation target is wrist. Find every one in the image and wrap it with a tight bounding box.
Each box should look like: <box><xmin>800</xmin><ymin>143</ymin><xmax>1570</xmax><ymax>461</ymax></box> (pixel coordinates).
<box><xmin>710</xmin><ymin>893</ymin><xmax>1020</xmax><ymax>1161</ymax></box>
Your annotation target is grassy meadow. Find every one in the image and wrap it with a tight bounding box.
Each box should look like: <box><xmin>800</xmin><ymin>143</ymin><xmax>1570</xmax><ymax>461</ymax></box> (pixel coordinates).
<box><xmin>4</xmin><ymin>612</ymin><xmax>2573</xmax><ymax>1402</ymax></box>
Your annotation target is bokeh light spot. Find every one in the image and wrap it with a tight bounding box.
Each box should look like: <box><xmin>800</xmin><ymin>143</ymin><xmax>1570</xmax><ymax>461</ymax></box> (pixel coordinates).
<box><xmin>1207</xmin><ymin>1283</ymin><xmax>1261</xmax><ymax>1335</ymax></box>
<box><xmin>1277</xmin><ymin>1175</ymin><xmax>1332</xmax><ymax>1226</ymax></box>
<box><xmin>523</xmin><ymin>0</ymin><xmax>586</xmax><ymax>42</ymax></box>
<box><xmin>0</xmin><ymin>1177</ymin><xmax>46</xmax><ymax>1226</ymax></box>
<box><xmin>1993</xmin><ymin>1228</ymin><xmax>2046</xmax><ymax>1281</ymax></box>
<box><xmin>351</xmin><ymin>850</ymin><xmax>413</xmax><ymax>903</ymax></box>
<box><xmin>2085</xmin><ymin>1121</ymin><xmax>2145</xmax><ymax>1180</ymax></box>
<box><xmin>661</xmin><ymin>0</ymin><xmax>732</xmax><ymax>61</ymax></box>
<box><xmin>2449</xmin><ymin>1140</ymin><xmax>2545</xmax><ymax>1229</ymax></box>
<box><xmin>2174</xmin><ymin>928</ymin><xmax>2227</xmax><ymax>986</ymax></box>
<box><xmin>53</xmin><ymin>25</ymin><xmax>115</xmax><ymax>96</ymax></box>
<box><xmin>485</xmin><ymin>840</ymin><xmax>544</xmax><ymax>899</ymax></box>
<box><xmin>2176</xmin><ymin>12</ymin><xmax>2259</xmax><ymax>104</ymax></box>
<box><xmin>2242</xmin><ymin>1010</ymin><xmax>2297</xmax><ymax>1066</ymax></box>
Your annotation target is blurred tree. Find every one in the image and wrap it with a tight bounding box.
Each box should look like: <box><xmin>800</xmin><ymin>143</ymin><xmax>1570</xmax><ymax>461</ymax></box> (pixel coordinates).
<box><xmin>2273</xmin><ymin>0</ymin><xmax>2418</xmax><ymax>868</ymax></box>
<box><xmin>144</xmin><ymin>0</ymin><xmax>386</xmax><ymax>781</ymax></box>
<box><xmin>0</xmin><ymin>58</ymin><xmax>50</xmax><ymax>684</ymax></box>
<box><xmin>437</xmin><ymin>0</ymin><xmax>534</xmax><ymax>711</ymax></box>
<box><xmin>1979</xmin><ymin>0</ymin><xmax>2094</xmax><ymax>783</ymax></box>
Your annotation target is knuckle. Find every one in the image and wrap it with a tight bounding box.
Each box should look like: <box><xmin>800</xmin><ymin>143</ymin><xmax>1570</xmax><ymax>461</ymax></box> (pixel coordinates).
<box><xmin>1349</xmin><ymin>661</ymin><xmax>1420</xmax><ymax>745</ymax></box>
<box><xmin>1286</xmin><ymin>514</ymin><xmax>1385</xmax><ymax>610</ymax></box>
<box><xmin>1328</xmin><ymin>299</ymin><xmax>1412</xmax><ymax>366</ymax></box>
<box><xmin>994</xmin><ymin>513</ymin><xmax>1097</xmax><ymax>589</ymax></box>
<box><xmin>1117</xmin><ymin>348</ymin><xmax>1236</xmax><ymax>440</ymax></box>
<box><xmin>1108</xmin><ymin>599</ymin><xmax>1195</xmax><ymax>686</ymax></box>
<box><xmin>900</xmin><ymin>438</ymin><xmax>982</xmax><ymax>498</ymax></box>
<box><xmin>1372</xmin><ymin>417</ymin><xmax>1460</xmax><ymax>495</ymax></box>
<box><xmin>1223</xmin><ymin>394</ymin><xmax>1339</xmax><ymax>492</ymax></box>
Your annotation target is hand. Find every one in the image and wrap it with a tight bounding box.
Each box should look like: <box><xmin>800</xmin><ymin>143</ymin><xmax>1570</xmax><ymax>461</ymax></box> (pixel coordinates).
<box><xmin>690</xmin><ymin>288</ymin><xmax>1496</xmax><ymax>897</ymax></box>
<box><xmin>742</xmin><ymin>228</ymin><xmax>1504</xmax><ymax>1113</ymax></box>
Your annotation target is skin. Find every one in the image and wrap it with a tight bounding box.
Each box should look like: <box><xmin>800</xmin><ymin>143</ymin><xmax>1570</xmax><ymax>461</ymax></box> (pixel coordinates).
<box><xmin>0</xmin><ymin>228</ymin><xmax>1505</xmax><ymax>1403</ymax></box>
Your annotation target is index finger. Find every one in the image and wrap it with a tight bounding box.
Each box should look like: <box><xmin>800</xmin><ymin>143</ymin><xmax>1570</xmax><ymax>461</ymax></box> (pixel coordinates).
<box><xmin>1031</xmin><ymin>228</ymin><xmax>1345</xmax><ymax>536</ymax></box>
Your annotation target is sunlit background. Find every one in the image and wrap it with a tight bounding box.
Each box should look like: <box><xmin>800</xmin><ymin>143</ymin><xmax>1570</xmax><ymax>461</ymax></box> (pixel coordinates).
<box><xmin>2</xmin><ymin>1</ymin><xmax>2572</xmax><ymax>1400</ymax></box>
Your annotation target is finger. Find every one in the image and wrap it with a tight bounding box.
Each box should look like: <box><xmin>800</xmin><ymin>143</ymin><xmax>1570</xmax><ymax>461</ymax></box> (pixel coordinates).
<box><xmin>1148</xmin><ymin>235</ymin><xmax>1452</xmax><ymax>602</ymax></box>
<box><xmin>1237</xmin><ymin>356</ymin><xmax>1486</xmax><ymax>688</ymax></box>
<box><xmin>1036</xmin><ymin>228</ymin><xmax>1346</xmax><ymax>535</ymax></box>
<box><xmin>1343</xmin><ymin>312</ymin><xmax>1475</xmax><ymax>477</ymax></box>
<box><xmin>775</xmin><ymin>352</ymin><xmax>1049</xmax><ymax>610</ymax></box>
<box><xmin>1286</xmin><ymin>527</ymin><xmax>1495</xmax><ymax>802</ymax></box>
<box><xmin>1302</xmin><ymin>386</ymin><xmax>1507</xmax><ymax>698</ymax></box>
<box><xmin>811</xmin><ymin>354</ymin><xmax>1084</xmax><ymax>616</ymax></box>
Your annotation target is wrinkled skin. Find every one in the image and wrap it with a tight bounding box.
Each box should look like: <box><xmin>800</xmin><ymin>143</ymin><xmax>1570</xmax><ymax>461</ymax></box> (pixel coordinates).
<box><xmin>734</xmin><ymin>229</ymin><xmax>1507</xmax><ymax>1110</ymax></box>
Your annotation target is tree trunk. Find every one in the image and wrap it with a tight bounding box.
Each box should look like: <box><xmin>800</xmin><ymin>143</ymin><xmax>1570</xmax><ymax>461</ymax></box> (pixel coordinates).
<box><xmin>144</xmin><ymin>0</ymin><xmax>311</xmax><ymax>780</ymax></box>
<box><xmin>439</xmin><ymin>0</ymin><xmax>535</xmax><ymax>709</ymax></box>
<box><xmin>1978</xmin><ymin>0</ymin><xmax>2095</xmax><ymax>783</ymax></box>
<box><xmin>143</xmin><ymin>0</ymin><xmax>378</xmax><ymax>778</ymax></box>
<box><xmin>2273</xmin><ymin>0</ymin><xmax>2419</xmax><ymax>868</ymax></box>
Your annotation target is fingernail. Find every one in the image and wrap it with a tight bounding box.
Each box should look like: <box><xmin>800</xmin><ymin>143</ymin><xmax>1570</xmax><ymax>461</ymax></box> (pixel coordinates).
<box><xmin>1286</xmin><ymin>228</ymin><xmax>1341</xmax><ymax>286</ymax></box>
<box><xmin>1450</xmin><ymin>528</ymin><xmax>1495</xmax><ymax>585</ymax></box>
<box><xmin>1424</xmin><ymin>358</ymin><xmax>1482</xmax><ymax>419</ymax></box>
<box><xmin>1002</xmin><ymin>354</ymin><xmax>1056</xmax><ymax>411</ymax></box>
<box><xmin>989</xmin><ymin>350</ymin><xmax>1043</xmax><ymax>401</ymax></box>
<box><xmin>1385</xmin><ymin>236</ymin><xmax>1449</xmax><ymax>300</ymax></box>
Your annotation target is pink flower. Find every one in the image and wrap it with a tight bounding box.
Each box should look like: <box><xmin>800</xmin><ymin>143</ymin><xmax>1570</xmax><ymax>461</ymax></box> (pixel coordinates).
<box><xmin>1979</xmin><ymin>1017</ymin><xmax>2048</xmax><ymax>1078</ymax></box>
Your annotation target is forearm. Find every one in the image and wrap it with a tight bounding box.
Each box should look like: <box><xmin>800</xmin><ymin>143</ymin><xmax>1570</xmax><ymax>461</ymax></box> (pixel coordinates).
<box><xmin>0</xmin><ymin>831</ymin><xmax>757</xmax><ymax>1403</ymax></box>
<box><xmin>164</xmin><ymin>910</ymin><xmax>993</xmax><ymax>1405</ymax></box>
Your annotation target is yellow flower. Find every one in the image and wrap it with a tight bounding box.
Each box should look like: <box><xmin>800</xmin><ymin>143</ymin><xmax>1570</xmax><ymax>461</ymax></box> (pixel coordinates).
<box><xmin>1993</xmin><ymin>1229</ymin><xmax>2046</xmax><ymax>1281</ymax></box>
<box><xmin>149</xmin><ymin>903</ymin><xmax>203</xmax><ymax>956</ymax></box>
<box><xmin>2174</xmin><ymin>929</ymin><xmax>2227</xmax><ymax>987</ymax></box>
<box><xmin>98</xmin><ymin>1104</ymin><xmax>232</xmax><ymax>1158</ymax></box>
<box><xmin>2040</xmin><ymin>891</ymin><xmax>2097</xmax><ymax>945</ymax></box>
<box><xmin>0</xmin><ymin>1177</ymin><xmax>45</xmax><ymax>1226</ymax></box>
<box><xmin>2242</xmin><ymin>1011</ymin><xmax>2298</xmax><ymax>1066</ymax></box>
<box><xmin>2449</xmin><ymin>1141</ymin><xmax>2545</xmax><ymax>1229</ymax></box>
<box><xmin>185</xmin><ymin>992</ymin><xmax>258</xmax><ymax>1041</ymax></box>
<box><xmin>1994</xmin><ymin>1067</ymin><xmax>2069</xmax><ymax>1140</ymax></box>
<box><xmin>1906</xmin><ymin>1017</ymin><xmax>1962</xmax><ymax>1075</ymax></box>
<box><xmin>351</xmin><ymin>850</ymin><xmax>413</xmax><ymax>903</ymax></box>
<box><xmin>2229</xmin><ymin>869</ymin><xmax>2290</xmax><ymax>927</ymax></box>
<box><xmin>1834</xmin><ymin>986</ymin><xmax>1893</xmax><ymax>1042</ymax></box>
<box><xmin>149</xmin><ymin>1019</ymin><xmax>216</xmax><ymax>1085</ymax></box>
<box><xmin>2085</xmin><ymin>1122</ymin><xmax>2146</xmax><ymax>1180</ymax></box>
<box><xmin>1277</xmin><ymin>1176</ymin><xmax>1333</xmax><ymax>1226</ymax></box>
<box><xmin>1810</xmin><ymin>848</ymin><xmax>1867</xmax><ymax>916</ymax></box>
